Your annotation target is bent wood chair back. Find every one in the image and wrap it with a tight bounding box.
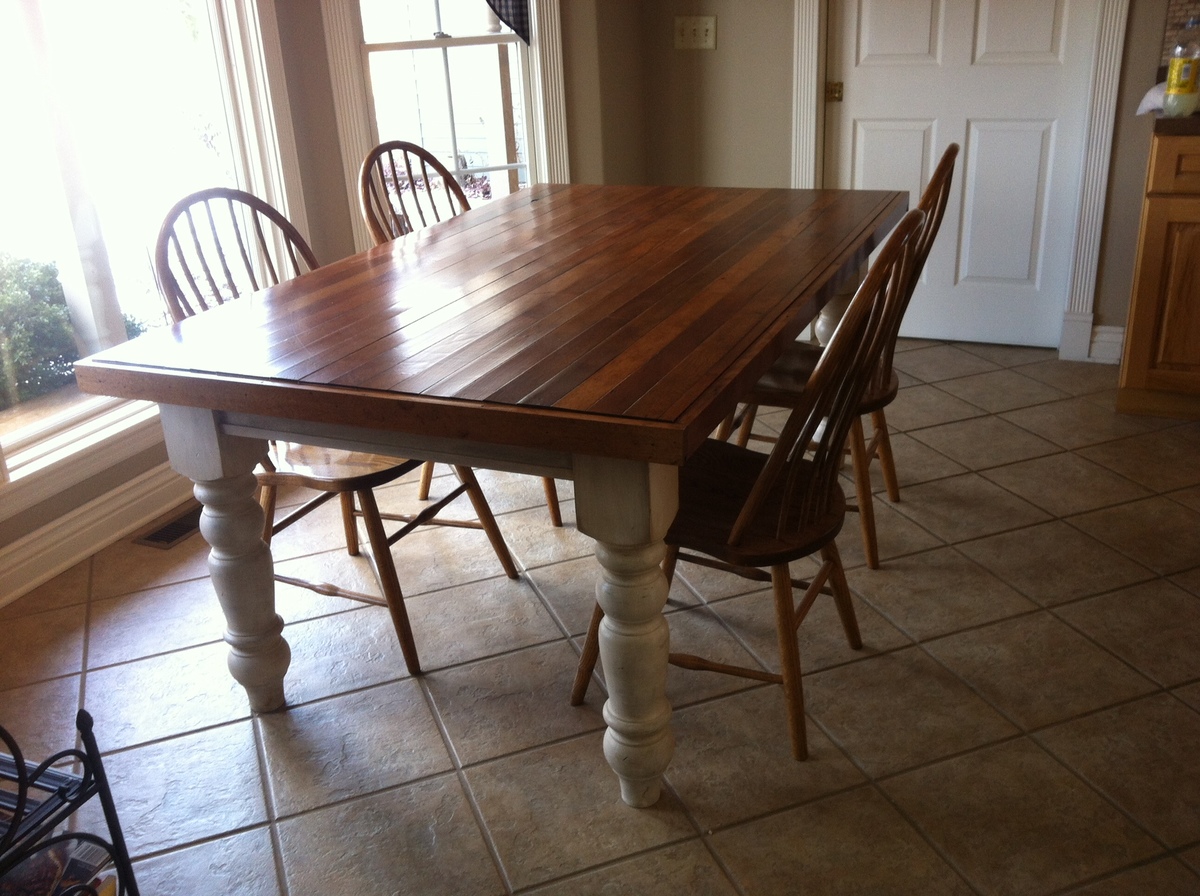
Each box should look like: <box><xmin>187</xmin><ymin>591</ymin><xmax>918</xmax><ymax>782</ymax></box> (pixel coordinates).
<box><xmin>357</xmin><ymin>140</ymin><xmax>565</xmax><ymax>528</ymax></box>
<box><xmin>153</xmin><ymin>187</ymin><xmax>319</xmax><ymax>324</ymax></box>
<box><xmin>572</xmin><ymin>210</ymin><xmax>926</xmax><ymax>760</ymax></box>
<box><xmin>734</xmin><ymin>211</ymin><xmax>924</xmax><ymax>548</ymax></box>
<box><xmin>151</xmin><ymin>187</ymin><xmax>518</xmax><ymax>675</ymax></box>
<box><xmin>867</xmin><ymin>142</ymin><xmax>959</xmax><ymax>402</ymax></box>
<box><xmin>358</xmin><ymin>140</ymin><xmax>471</xmax><ymax>244</ymax></box>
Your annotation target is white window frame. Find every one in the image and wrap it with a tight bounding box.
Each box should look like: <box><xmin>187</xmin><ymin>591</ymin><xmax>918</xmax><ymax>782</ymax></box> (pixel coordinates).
<box><xmin>322</xmin><ymin>0</ymin><xmax>568</xmax><ymax>253</ymax></box>
<box><xmin>1</xmin><ymin>0</ymin><xmax>303</xmax><ymax>530</ymax></box>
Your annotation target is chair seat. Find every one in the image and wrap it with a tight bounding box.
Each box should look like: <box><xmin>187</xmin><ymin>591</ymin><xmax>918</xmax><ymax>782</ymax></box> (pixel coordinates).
<box><xmin>262</xmin><ymin>442</ymin><xmax>421</xmax><ymax>491</ymax></box>
<box><xmin>669</xmin><ymin>438</ymin><xmax>845</xmax><ymax>569</ymax></box>
<box><xmin>749</xmin><ymin>341</ymin><xmax>898</xmax><ymax>414</ymax></box>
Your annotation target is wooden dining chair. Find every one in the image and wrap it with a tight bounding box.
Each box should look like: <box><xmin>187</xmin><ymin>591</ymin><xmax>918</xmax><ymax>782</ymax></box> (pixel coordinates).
<box><xmin>571</xmin><ymin>209</ymin><xmax>926</xmax><ymax>760</ymax></box>
<box><xmin>358</xmin><ymin>140</ymin><xmax>564</xmax><ymax>527</ymax></box>
<box><xmin>153</xmin><ymin>186</ymin><xmax>519</xmax><ymax>674</ymax></box>
<box><xmin>723</xmin><ymin>143</ymin><xmax>959</xmax><ymax>569</ymax></box>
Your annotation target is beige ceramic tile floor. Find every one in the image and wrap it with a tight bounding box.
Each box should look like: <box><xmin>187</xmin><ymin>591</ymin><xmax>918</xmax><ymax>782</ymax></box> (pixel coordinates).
<box><xmin>4</xmin><ymin>339</ymin><xmax>1200</xmax><ymax>894</ymax></box>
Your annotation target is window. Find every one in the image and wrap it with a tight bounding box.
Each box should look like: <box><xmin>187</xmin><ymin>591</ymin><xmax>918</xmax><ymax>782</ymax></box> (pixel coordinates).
<box><xmin>324</xmin><ymin>0</ymin><xmax>568</xmax><ymax>252</ymax></box>
<box><xmin>360</xmin><ymin>0</ymin><xmax>530</xmax><ymax>202</ymax></box>
<box><xmin>0</xmin><ymin>0</ymin><xmax>297</xmax><ymax>485</ymax></box>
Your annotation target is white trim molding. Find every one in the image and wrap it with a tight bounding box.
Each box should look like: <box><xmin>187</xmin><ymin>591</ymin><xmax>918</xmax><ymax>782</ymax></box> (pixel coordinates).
<box><xmin>210</xmin><ymin>0</ymin><xmax>309</xmax><ymax>234</ymax></box>
<box><xmin>1061</xmin><ymin>0</ymin><xmax>1130</xmax><ymax>361</ymax></box>
<box><xmin>321</xmin><ymin>0</ymin><xmax>376</xmax><ymax>253</ymax></box>
<box><xmin>530</xmin><ymin>0</ymin><xmax>570</xmax><ymax>183</ymax></box>
<box><xmin>1089</xmin><ymin>324</ymin><xmax>1125</xmax><ymax>365</ymax></box>
<box><xmin>791</xmin><ymin>0</ymin><xmax>823</xmax><ymax>189</ymax></box>
<box><xmin>0</xmin><ymin>462</ymin><xmax>194</xmax><ymax>607</ymax></box>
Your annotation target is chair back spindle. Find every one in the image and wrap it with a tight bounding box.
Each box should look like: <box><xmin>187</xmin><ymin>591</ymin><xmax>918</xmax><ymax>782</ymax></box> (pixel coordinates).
<box><xmin>868</xmin><ymin>143</ymin><xmax>959</xmax><ymax>401</ymax></box>
<box><xmin>359</xmin><ymin>141</ymin><xmax>470</xmax><ymax>244</ymax></box>
<box><xmin>730</xmin><ymin>209</ymin><xmax>925</xmax><ymax>546</ymax></box>
<box><xmin>154</xmin><ymin>187</ymin><xmax>319</xmax><ymax>323</ymax></box>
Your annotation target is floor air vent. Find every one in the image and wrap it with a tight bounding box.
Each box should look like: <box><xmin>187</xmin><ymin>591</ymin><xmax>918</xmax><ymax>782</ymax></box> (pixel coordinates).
<box><xmin>133</xmin><ymin>504</ymin><xmax>203</xmax><ymax>549</ymax></box>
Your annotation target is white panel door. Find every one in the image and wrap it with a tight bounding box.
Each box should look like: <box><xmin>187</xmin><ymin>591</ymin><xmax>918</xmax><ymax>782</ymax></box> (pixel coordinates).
<box><xmin>825</xmin><ymin>0</ymin><xmax>1101</xmax><ymax>346</ymax></box>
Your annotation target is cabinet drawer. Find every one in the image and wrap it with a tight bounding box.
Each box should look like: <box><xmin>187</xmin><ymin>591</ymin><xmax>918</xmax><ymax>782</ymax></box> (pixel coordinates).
<box><xmin>1148</xmin><ymin>135</ymin><xmax>1200</xmax><ymax>195</ymax></box>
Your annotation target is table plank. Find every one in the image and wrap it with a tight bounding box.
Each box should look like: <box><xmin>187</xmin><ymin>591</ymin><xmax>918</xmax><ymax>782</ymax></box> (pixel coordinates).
<box><xmin>75</xmin><ymin>184</ymin><xmax>906</xmax><ymax>465</ymax></box>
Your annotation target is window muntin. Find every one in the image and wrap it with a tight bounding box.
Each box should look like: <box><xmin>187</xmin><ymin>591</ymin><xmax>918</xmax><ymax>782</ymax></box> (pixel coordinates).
<box><xmin>360</xmin><ymin>0</ymin><xmax>530</xmax><ymax>205</ymax></box>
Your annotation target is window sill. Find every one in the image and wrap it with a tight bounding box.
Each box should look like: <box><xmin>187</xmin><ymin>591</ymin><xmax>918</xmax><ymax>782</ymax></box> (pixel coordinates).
<box><xmin>0</xmin><ymin>399</ymin><xmax>167</xmax><ymax>524</ymax></box>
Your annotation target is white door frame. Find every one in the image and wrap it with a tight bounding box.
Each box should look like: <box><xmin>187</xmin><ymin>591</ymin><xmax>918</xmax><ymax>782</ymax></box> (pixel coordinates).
<box><xmin>790</xmin><ymin>0</ymin><xmax>1131</xmax><ymax>362</ymax></box>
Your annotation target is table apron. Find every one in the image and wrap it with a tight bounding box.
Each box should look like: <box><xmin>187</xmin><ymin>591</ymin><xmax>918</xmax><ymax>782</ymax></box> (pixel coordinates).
<box><xmin>220</xmin><ymin>411</ymin><xmax>576</xmax><ymax>480</ymax></box>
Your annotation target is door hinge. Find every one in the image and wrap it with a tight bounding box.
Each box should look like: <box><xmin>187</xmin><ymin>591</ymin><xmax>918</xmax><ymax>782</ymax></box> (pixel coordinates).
<box><xmin>826</xmin><ymin>81</ymin><xmax>844</xmax><ymax>103</ymax></box>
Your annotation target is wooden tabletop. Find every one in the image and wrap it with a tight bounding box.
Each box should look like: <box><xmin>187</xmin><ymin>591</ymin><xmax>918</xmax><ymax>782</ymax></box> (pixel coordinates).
<box><xmin>76</xmin><ymin>184</ymin><xmax>906</xmax><ymax>466</ymax></box>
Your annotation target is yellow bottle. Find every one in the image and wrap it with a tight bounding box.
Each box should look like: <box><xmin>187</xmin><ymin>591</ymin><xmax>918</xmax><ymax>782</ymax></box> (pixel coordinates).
<box><xmin>1164</xmin><ymin>17</ymin><xmax>1200</xmax><ymax>118</ymax></box>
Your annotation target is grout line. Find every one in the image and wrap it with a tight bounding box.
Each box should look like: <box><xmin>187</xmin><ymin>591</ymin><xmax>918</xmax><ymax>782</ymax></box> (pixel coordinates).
<box><xmin>250</xmin><ymin>714</ymin><xmax>292</xmax><ymax>896</ymax></box>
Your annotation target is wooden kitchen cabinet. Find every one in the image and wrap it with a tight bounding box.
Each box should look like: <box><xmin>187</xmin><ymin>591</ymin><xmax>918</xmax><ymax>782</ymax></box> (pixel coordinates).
<box><xmin>1117</xmin><ymin>122</ymin><xmax>1200</xmax><ymax>418</ymax></box>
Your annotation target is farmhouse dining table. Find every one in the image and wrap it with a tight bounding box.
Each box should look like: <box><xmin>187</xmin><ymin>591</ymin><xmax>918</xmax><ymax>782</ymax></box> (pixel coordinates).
<box><xmin>75</xmin><ymin>183</ymin><xmax>906</xmax><ymax>807</ymax></box>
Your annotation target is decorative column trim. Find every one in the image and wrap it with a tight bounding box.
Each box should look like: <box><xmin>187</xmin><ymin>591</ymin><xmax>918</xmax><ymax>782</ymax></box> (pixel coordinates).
<box><xmin>791</xmin><ymin>0</ymin><xmax>823</xmax><ymax>188</ymax></box>
<box><xmin>321</xmin><ymin>0</ymin><xmax>376</xmax><ymax>253</ymax></box>
<box><xmin>211</xmin><ymin>0</ymin><xmax>309</xmax><ymax>237</ymax></box>
<box><xmin>1060</xmin><ymin>0</ymin><xmax>1130</xmax><ymax>361</ymax></box>
<box><xmin>530</xmin><ymin>0</ymin><xmax>570</xmax><ymax>183</ymax></box>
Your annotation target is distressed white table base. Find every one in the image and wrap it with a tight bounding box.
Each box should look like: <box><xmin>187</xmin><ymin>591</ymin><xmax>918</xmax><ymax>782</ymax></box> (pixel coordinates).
<box><xmin>574</xmin><ymin>456</ymin><xmax>679</xmax><ymax>807</ymax></box>
<box><xmin>159</xmin><ymin>406</ymin><xmax>681</xmax><ymax>806</ymax></box>
<box><xmin>160</xmin><ymin>405</ymin><xmax>290</xmax><ymax>712</ymax></box>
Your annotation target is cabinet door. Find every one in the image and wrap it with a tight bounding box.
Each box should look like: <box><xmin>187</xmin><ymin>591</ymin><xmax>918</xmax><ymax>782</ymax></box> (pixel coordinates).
<box><xmin>1121</xmin><ymin>195</ymin><xmax>1200</xmax><ymax>394</ymax></box>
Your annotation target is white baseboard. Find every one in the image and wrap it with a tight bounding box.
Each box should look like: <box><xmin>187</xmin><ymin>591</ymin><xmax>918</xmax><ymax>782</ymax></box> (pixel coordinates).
<box><xmin>0</xmin><ymin>463</ymin><xmax>195</xmax><ymax>607</ymax></box>
<box><xmin>1088</xmin><ymin>325</ymin><xmax>1124</xmax><ymax>365</ymax></box>
<box><xmin>1060</xmin><ymin>313</ymin><xmax>1124</xmax><ymax>365</ymax></box>
<box><xmin>1059</xmin><ymin>312</ymin><xmax>1094</xmax><ymax>361</ymax></box>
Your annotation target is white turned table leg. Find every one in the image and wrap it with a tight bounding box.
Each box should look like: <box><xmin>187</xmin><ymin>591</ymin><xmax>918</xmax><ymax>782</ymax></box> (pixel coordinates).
<box><xmin>159</xmin><ymin>405</ymin><xmax>290</xmax><ymax>712</ymax></box>
<box><xmin>574</xmin><ymin>456</ymin><xmax>678</xmax><ymax>807</ymax></box>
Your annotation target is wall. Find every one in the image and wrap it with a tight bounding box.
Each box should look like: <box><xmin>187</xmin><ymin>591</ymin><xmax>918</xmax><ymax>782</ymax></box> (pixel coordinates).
<box><xmin>639</xmin><ymin>1</ymin><xmax>795</xmax><ymax>187</ymax></box>
<box><xmin>273</xmin><ymin>0</ymin><xmax>358</xmax><ymax>264</ymax></box>
<box><xmin>264</xmin><ymin>2</ymin><xmax>1176</xmax><ymax>335</ymax></box>
<box><xmin>1094</xmin><ymin>0</ymin><xmax>1170</xmax><ymax>329</ymax></box>
<box><xmin>560</xmin><ymin>1</ymin><xmax>605</xmax><ymax>183</ymax></box>
<box><xmin>560</xmin><ymin>0</ymin><xmax>646</xmax><ymax>185</ymax></box>
<box><xmin>1163</xmin><ymin>1</ymin><xmax>1200</xmax><ymax>62</ymax></box>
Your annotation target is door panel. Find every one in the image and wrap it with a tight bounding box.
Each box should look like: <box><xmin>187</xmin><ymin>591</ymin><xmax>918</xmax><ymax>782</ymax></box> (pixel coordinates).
<box><xmin>976</xmin><ymin>0</ymin><xmax>1066</xmax><ymax>63</ymax></box>
<box><xmin>960</xmin><ymin>118</ymin><xmax>1053</xmax><ymax>283</ymax></box>
<box><xmin>826</xmin><ymin>0</ymin><xmax>1100</xmax><ymax>346</ymax></box>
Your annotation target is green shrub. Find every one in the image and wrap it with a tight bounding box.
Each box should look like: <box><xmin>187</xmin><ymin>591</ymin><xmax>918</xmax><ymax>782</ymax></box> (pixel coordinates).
<box><xmin>0</xmin><ymin>254</ymin><xmax>80</xmax><ymax>411</ymax></box>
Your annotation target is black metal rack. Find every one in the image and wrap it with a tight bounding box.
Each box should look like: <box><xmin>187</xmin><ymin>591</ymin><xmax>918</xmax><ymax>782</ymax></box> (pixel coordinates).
<box><xmin>1</xmin><ymin>710</ymin><xmax>139</xmax><ymax>895</ymax></box>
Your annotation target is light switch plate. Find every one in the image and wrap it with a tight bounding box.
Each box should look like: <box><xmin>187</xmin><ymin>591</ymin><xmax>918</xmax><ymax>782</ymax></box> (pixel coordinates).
<box><xmin>674</xmin><ymin>16</ymin><xmax>716</xmax><ymax>50</ymax></box>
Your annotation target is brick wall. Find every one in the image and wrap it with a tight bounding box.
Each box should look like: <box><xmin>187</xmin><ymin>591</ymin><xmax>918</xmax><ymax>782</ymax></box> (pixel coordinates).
<box><xmin>1162</xmin><ymin>1</ymin><xmax>1200</xmax><ymax>64</ymax></box>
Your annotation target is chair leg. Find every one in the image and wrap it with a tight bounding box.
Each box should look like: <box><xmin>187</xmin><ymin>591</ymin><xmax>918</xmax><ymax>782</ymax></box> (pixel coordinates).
<box><xmin>735</xmin><ymin>404</ymin><xmax>758</xmax><ymax>448</ymax></box>
<box><xmin>714</xmin><ymin>407</ymin><xmax>737</xmax><ymax>441</ymax></box>
<box><xmin>258</xmin><ymin>482</ymin><xmax>277</xmax><ymax>545</ymax></box>
<box><xmin>663</xmin><ymin>544</ymin><xmax>680</xmax><ymax>587</ymax></box>
<box><xmin>452</xmin><ymin>466</ymin><xmax>519</xmax><ymax>579</ymax></box>
<box><xmin>542</xmin><ymin>477</ymin><xmax>563</xmax><ymax>527</ymax></box>
<box><xmin>417</xmin><ymin>460</ymin><xmax>435</xmax><ymax>501</ymax></box>
<box><xmin>848</xmin><ymin>415</ymin><xmax>880</xmax><ymax>569</ymax></box>
<box><xmin>821</xmin><ymin>541</ymin><xmax>863</xmax><ymax>650</ymax></box>
<box><xmin>771</xmin><ymin>563</ymin><xmax>807</xmax><ymax>760</ymax></box>
<box><xmin>339</xmin><ymin>491</ymin><xmax>360</xmax><ymax>556</ymax></box>
<box><xmin>571</xmin><ymin>603</ymin><xmax>605</xmax><ymax>705</ymax></box>
<box><xmin>356</xmin><ymin>488</ymin><xmax>421</xmax><ymax>674</ymax></box>
<box><xmin>872</xmin><ymin>409</ymin><xmax>901</xmax><ymax>502</ymax></box>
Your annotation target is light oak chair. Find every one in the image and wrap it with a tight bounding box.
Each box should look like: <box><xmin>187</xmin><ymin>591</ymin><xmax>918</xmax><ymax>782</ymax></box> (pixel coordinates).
<box><xmin>724</xmin><ymin>144</ymin><xmax>959</xmax><ymax>568</ymax></box>
<box><xmin>571</xmin><ymin>209</ymin><xmax>927</xmax><ymax>760</ymax></box>
<box><xmin>153</xmin><ymin>186</ymin><xmax>519</xmax><ymax>674</ymax></box>
<box><xmin>358</xmin><ymin>140</ymin><xmax>564</xmax><ymax>526</ymax></box>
